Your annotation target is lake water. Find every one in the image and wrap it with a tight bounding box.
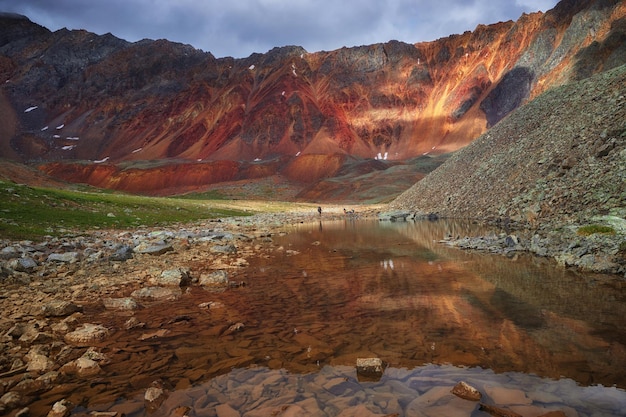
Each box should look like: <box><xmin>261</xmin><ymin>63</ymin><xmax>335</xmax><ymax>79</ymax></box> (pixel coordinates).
<box><xmin>71</xmin><ymin>219</ymin><xmax>626</xmax><ymax>416</ymax></box>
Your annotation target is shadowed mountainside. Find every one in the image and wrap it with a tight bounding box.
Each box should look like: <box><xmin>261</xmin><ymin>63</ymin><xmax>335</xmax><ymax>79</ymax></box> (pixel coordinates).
<box><xmin>0</xmin><ymin>0</ymin><xmax>624</xmax><ymax>199</ymax></box>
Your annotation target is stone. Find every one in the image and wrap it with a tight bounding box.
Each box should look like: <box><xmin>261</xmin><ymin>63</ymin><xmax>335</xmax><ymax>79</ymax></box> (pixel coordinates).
<box><xmin>47</xmin><ymin>399</ymin><xmax>72</xmax><ymax>417</ymax></box>
<box><xmin>451</xmin><ymin>381</ymin><xmax>482</xmax><ymax>401</ymax></box>
<box><xmin>150</xmin><ymin>268</ymin><xmax>191</xmax><ymax>287</ymax></box>
<box><xmin>199</xmin><ymin>270</ymin><xmax>229</xmax><ymax>286</ymax></box>
<box><xmin>144</xmin><ymin>385</ymin><xmax>166</xmax><ymax>413</ymax></box>
<box><xmin>0</xmin><ymin>391</ymin><xmax>24</xmax><ymax>410</ymax></box>
<box><xmin>0</xmin><ymin>246</ymin><xmax>20</xmax><ymax>260</ymax></box>
<box><xmin>134</xmin><ymin>242</ymin><xmax>173</xmax><ymax>256</ymax></box>
<box><xmin>131</xmin><ymin>286</ymin><xmax>181</xmax><ymax>301</ymax></box>
<box><xmin>102</xmin><ymin>297</ymin><xmax>138</xmax><ymax>310</ymax></box>
<box><xmin>25</xmin><ymin>349</ymin><xmax>54</xmax><ymax>373</ymax></box>
<box><xmin>210</xmin><ymin>244</ymin><xmax>237</xmax><ymax>254</ymax></box>
<box><xmin>47</xmin><ymin>252</ymin><xmax>80</xmax><ymax>264</ymax></box>
<box><xmin>74</xmin><ymin>357</ymin><xmax>101</xmax><ymax>377</ymax></box>
<box><xmin>109</xmin><ymin>245</ymin><xmax>133</xmax><ymax>261</ymax></box>
<box><xmin>41</xmin><ymin>301</ymin><xmax>82</xmax><ymax>317</ymax></box>
<box><xmin>479</xmin><ymin>403</ymin><xmax>523</xmax><ymax>417</ymax></box>
<box><xmin>215</xmin><ymin>403</ymin><xmax>241</xmax><ymax>417</ymax></box>
<box><xmin>64</xmin><ymin>323</ymin><xmax>110</xmax><ymax>345</ymax></box>
<box><xmin>484</xmin><ymin>385</ymin><xmax>531</xmax><ymax>405</ymax></box>
<box><xmin>356</xmin><ymin>358</ymin><xmax>385</xmax><ymax>381</ymax></box>
<box><xmin>7</xmin><ymin>257</ymin><xmax>38</xmax><ymax>272</ymax></box>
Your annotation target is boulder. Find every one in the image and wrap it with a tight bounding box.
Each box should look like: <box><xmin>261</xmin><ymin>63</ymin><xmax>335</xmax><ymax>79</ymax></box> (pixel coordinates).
<box><xmin>47</xmin><ymin>252</ymin><xmax>80</xmax><ymax>264</ymax></box>
<box><xmin>109</xmin><ymin>245</ymin><xmax>133</xmax><ymax>261</ymax></box>
<box><xmin>150</xmin><ymin>268</ymin><xmax>191</xmax><ymax>287</ymax></box>
<box><xmin>131</xmin><ymin>287</ymin><xmax>181</xmax><ymax>301</ymax></box>
<box><xmin>64</xmin><ymin>323</ymin><xmax>110</xmax><ymax>345</ymax></box>
<box><xmin>210</xmin><ymin>244</ymin><xmax>237</xmax><ymax>254</ymax></box>
<box><xmin>41</xmin><ymin>301</ymin><xmax>82</xmax><ymax>317</ymax></box>
<box><xmin>102</xmin><ymin>297</ymin><xmax>138</xmax><ymax>311</ymax></box>
<box><xmin>134</xmin><ymin>242</ymin><xmax>173</xmax><ymax>256</ymax></box>
<box><xmin>7</xmin><ymin>257</ymin><xmax>38</xmax><ymax>272</ymax></box>
<box><xmin>199</xmin><ymin>270</ymin><xmax>229</xmax><ymax>286</ymax></box>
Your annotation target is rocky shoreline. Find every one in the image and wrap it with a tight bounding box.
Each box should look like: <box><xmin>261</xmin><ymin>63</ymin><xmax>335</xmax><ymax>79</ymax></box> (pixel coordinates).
<box><xmin>380</xmin><ymin>210</ymin><xmax>626</xmax><ymax>277</ymax></box>
<box><xmin>0</xmin><ymin>208</ymin><xmax>623</xmax><ymax>416</ymax></box>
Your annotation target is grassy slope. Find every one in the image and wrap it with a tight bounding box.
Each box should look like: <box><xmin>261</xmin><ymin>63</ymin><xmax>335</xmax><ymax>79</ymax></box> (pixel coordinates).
<box><xmin>0</xmin><ymin>180</ymin><xmax>316</xmax><ymax>240</ymax></box>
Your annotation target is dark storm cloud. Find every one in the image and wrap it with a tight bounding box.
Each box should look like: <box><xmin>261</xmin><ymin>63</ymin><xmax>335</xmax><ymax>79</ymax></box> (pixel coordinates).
<box><xmin>0</xmin><ymin>0</ymin><xmax>558</xmax><ymax>58</ymax></box>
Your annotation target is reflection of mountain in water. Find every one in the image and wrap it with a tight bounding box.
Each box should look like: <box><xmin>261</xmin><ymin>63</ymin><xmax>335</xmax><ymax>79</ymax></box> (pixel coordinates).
<box><xmin>279</xmin><ymin>219</ymin><xmax>626</xmax><ymax>386</ymax></box>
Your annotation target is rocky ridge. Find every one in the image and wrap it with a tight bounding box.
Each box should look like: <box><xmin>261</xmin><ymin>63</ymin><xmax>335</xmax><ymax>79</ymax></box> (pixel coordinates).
<box><xmin>390</xmin><ymin>64</ymin><xmax>626</xmax><ymax>275</ymax></box>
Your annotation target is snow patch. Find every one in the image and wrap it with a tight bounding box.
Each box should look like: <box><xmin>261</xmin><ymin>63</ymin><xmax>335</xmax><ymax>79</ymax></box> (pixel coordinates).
<box><xmin>56</xmin><ymin>124</ymin><xmax>64</xmax><ymax>130</ymax></box>
<box><xmin>53</xmin><ymin>135</ymin><xmax>61</xmax><ymax>139</ymax></box>
<box><xmin>249</xmin><ymin>64</ymin><xmax>255</xmax><ymax>70</ymax></box>
<box><xmin>61</xmin><ymin>145</ymin><xmax>76</xmax><ymax>151</ymax></box>
<box><xmin>24</xmin><ymin>106</ymin><xmax>38</xmax><ymax>113</ymax></box>
<box><xmin>41</xmin><ymin>126</ymin><xmax>48</xmax><ymax>131</ymax></box>
<box><xmin>131</xmin><ymin>147</ymin><xmax>143</xmax><ymax>153</ymax></box>
<box><xmin>295</xmin><ymin>151</ymin><xmax>301</xmax><ymax>157</ymax></box>
<box><xmin>66</xmin><ymin>137</ymin><xmax>79</xmax><ymax>141</ymax></box>
<box><xmin>254</xmin><ymin>158</ymin><xmax>262</xmax><ymax>162</ymax></box>
<box><xmin>93</xmin><ymin>157</ymin><xmax>109</xmax><ymax>163</ymax></box>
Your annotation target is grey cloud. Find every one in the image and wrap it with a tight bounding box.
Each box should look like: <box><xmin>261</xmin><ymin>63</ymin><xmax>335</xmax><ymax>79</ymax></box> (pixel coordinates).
<box><xmin>0</xmin><ymin>0</ymin><xmax>558</xmax><ymax>58</ymax></box>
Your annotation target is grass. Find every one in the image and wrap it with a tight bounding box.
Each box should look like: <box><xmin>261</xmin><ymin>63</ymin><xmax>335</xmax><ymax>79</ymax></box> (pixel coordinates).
<box><xmin>576</xmin><ymin>224</ymin><xmax>616</xmax><ymax>236</ymax></box>
<box><xmin>0</xmin><ymin>180</ymin><xmax>256</xmax><ymax>240</ymax></box>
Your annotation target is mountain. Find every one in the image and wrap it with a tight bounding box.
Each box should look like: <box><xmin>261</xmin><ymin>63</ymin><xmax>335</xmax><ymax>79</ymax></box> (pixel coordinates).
<box><xmin>390</xmin><ymin>63</ymin><xmax>625</xmax><ymax>226</ymax></box>
<box><xmin>0</xmin><ymin>0</ymin><xmax>624</xmax><ymax>198</ymax></box>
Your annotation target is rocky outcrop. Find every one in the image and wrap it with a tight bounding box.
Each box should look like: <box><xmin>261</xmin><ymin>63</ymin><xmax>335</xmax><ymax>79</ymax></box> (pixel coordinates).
<box><xmin>0</xmin><ymin>1</ymin><xmax>624</xmax><ymax>195</ymax></box>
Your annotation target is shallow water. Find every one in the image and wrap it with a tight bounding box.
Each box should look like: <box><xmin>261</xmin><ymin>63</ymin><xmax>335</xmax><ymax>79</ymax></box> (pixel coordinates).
<box><xmin>70</xmin><ymin>219</ymin><xmax>626</xmax><ymax>416</ymax></box>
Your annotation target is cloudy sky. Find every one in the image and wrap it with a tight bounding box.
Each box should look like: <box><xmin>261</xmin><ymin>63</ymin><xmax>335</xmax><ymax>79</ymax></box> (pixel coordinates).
<box><xmin>1</xmin><ymin>0</ymin><xmax>558</xmax><ymax>58</ymax></box>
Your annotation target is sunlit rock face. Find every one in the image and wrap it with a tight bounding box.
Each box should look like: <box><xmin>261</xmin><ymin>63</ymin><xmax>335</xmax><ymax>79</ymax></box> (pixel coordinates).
<box><xmin>0</xmin><ymin>0</ymin><xmax>624</xmax><ymax>193</ymax></box>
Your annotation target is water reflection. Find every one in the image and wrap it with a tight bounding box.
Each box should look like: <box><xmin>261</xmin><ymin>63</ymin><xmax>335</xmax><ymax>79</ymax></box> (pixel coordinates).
<box><xmin>71</xmin><ymin>219</ymin><xmax>625</xmax><ymax>415</ymax></box>
<box><xmin>115</xmin><ymin>364</ymin><xmax>626</xmax><ymax>417</ymax></box>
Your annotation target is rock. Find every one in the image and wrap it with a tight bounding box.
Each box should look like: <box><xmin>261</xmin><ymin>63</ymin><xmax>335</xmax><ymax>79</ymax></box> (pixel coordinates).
<box><xmin>109</xmin><ymin>245</ymin><xmax>133</xmax><ymax>261</ymax></box>
<box><xmin>0</xmin><ymin>246</ymin><xmax>20</xmax><ymax>260</ymax></box>
<box><xmin>7</xmin><ymin>257</ymin><xmax>38</xmax><ymax>272</ymax></box>
<box><xmin>46</xmin><ymin>399</ymin><xmax>72</xmax><ymax>417</ymax></box>
<box><xmin>379</xmin><ymin>211</ymin><xmax>411</xmax><ymax>221</ymax></box>
<box><xmin>451</xmin><ymin>381</ymin><xmax>482</xmax><ymax>401</ymax></box>
<box><xmin>150</xmin><ymin>268</ymin><xmax>191</xmax><ymax>287</ymax></box>
<box><xmin>124</xmin><ymin>317</ymin><xmax>146</xmax><ymax>330</ymax></box>
<box><xmin>41</xmin><ymin>301</ymin><xmax>82</xmax><ymax>317</ymax></box>
<box><xmin>356</xmin><ymin>357</ymin><xmax>385</xmax><ymax>381</ymax></box>
<box><xmin>210</xmin><ymin>244</ymin><xmax>237</xmax><ymax>254</ymax></box>
<box><xmin>47</xmin><ymin>252</ymin><xmax>80</xmax><ymax>264</ymax></box>
<box><xmin>64</xmin><ymin>323</ymin><xmax>110</xmax><ymax>345</ymax></box>
<box><xmin>102</xmin><ymin>297</ymin><xmax>138</xmax><ymax>311</ymax></box>
<box><xmin>14</xmin><ymin>407</ymin><xmax>29</xmax><ymax>417</ymax></box>
<box><xmin>144</xmin><ymin>383</ymin><xmax>167</xmax><ymax>413</ymax></box>
<box><xmin>224</xmin><ymin>322</ymin><xmax>245</xmax><ymax>335</ymax></box>
<box><xmin>199</xmin><ymin>270</ymin><xmax>229</xmax><ymax>286</ymax></box>
<box><xmin>0</xmin><ymin>391</ymin><xmax>24</xmax><ymax>410</ymax></box>
<box><xmin>479</xmin><ymin>403</ymin><xmax>523</xmax><ymax>417</ymax></box>
<box><xmin>74</xmin><ymin>357</ymin><xmax>101</xmax><ymax>377</ymax></box>
<box><xmin>134</xmin><ymin>242</ymin><xmax>173</xmax><ymax>256</ymax></box>
<box><xmin>131</xmin><ymin>286</ymin><xmax>181</xmax><ymax>301</ymax></box>
<box><xmin>25</xmin><ymin>348</ymin><xmax>54</xmax><ymax>373</ymax></box>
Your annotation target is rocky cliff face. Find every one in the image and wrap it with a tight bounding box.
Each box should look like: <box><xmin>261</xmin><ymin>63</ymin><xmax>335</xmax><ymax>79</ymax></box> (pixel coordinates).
<box><xmin>0</xmin><ymin>0</ymin><xmax>625</xmax><ymax>195</ymax></box>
